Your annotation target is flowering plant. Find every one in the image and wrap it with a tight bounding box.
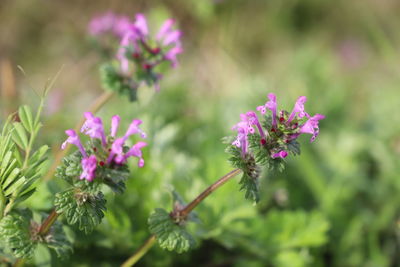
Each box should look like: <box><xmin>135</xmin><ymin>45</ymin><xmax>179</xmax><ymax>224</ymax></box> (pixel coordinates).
<box><xmin>0</xmin><ymin>11</ymin><xmax>326</xmax><ymax>267</ymax></box>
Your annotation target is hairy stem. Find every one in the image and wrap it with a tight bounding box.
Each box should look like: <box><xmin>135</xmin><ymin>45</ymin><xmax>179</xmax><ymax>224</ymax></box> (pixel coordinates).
<box><xmin>121</xmin><ymin>168</ymin><xmax>242</xmax><ymax>266</ymax></box>
<box><xmin>39</xmin><ymin>209</ymin><xmax>60</xmax><ymax>236</ymax></box>
<box><xmin>43</xmin><ymin>91</ymin><xmax>114</xmax><ymax>181</ymax></box>
<box><xmin>178</xmin><ymin>168</ymin><xmax>242</xmax><ymax>218</ymax></box>
<box><xmin>121</xmin><ymin>235</ymin><xmax>156</xmax><ymax>267</ymax></box>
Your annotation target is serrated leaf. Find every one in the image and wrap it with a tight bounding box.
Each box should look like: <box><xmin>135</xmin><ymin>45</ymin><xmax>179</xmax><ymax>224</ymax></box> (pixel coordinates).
<box><xmin>54</xmin><ymin>189</ymin><xmax>106</xmax><ymax>234</ymax></box>
<box><xmin>18</xmin><ymin>105</ymin><xmax>34</xmax><ymax>133</ymax></box>
<box><xmin>0</xmin><ymin>210</ymin><xmax>37</xmax><ymax>259</ymax></box>
<box><xmin>148</xmin><ymin>208</ymin><xmax>196</xmax><ymax>253</ymax></box>
<box><xmin>239</xmin><ymin>173</ymin><xmax>260</xmax><ymax>203</ymax></box>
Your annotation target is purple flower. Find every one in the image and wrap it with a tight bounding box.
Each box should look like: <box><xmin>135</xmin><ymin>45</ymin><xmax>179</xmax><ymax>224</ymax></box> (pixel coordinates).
<box><xmin>164</xmin><ymin>46</ymin><xmax>183</xmax><ymax>68</ymax></box>
<box><xmin>110</xmin><ymin>115</ymin><xmax>121</xmax><ymax>137</ymax></box>
<box><xmin>299</xmin><ymin>114</ymin><xmax>325</xmax><ymax>142</ymax></box>
<box><xmin>107</xmin><ymin>119</ymin><xmax>147</xmax><ymax>165</ymax></box>
<box><xmin>80</xmin><ymin>155</ymin><xmax>97</xmax><ymax>182</ymax></box>
<box><xmin>244</xmin><ymin>111</ymin><xmax>266</xmax><ymax>138</ymax></box>
<box><xmin>88</xmin><ymin>12</ymin><xmax>132</xmax><ymax>38</ymax></box>
<box><xmin>124</xmin><ymin>141</ymin><xmax>147</xmax><ymax>167</ymax></box>
<box><xmin>287</xmin><ymin>96</ymin><xmax>308</xmax><ymax>123</ymax></box>
<box><xmin>62</xmin><ymin>129</ymin><xmax>87</xmax><ymax>157</ymax></box>
<box><xmin>133</xmin><ymin>14</ymin><xmax>148</xmax><ymax>37</ymax></box>
<box><xmin>117</xmin><ymin>14</ymin><xmax>182</xmax><ymax>79</ymax></box>
<box><xmin>258</xmin><ymin>93</ymin><xmax>277</xmax><ymax>127</ymax></box>
<box><xmin>81</xmin><ymin>112</ymin><xmax>107</xmax><ymax>146</ymax></box>
<box><xmin>124</xmin><ymin>119</ymin><xmax>146</xmax><ymax>139</ymax></box>
<box><xmin>232</xmin><ymin>121</ymin><xmax>249</xmax><ymax>157</ymax></box>
<box><xmin>271</xmin><ymin>150</ymin><xmax>288</xmax><ymax>159</ymax></box>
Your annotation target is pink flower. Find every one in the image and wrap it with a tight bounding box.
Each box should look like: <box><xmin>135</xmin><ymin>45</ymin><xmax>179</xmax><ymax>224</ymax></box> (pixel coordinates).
<box><xmin>110</xmin><ymin>115</ymin><xmax>121</xmax><ymax>137</ymax></box>
<box><xmin>299</xmin><ymin>114</ymin><xmax>325</xmax><ymax>142</ymax></box>
<box><xmin>81</xmin><ymin>112</ymin><xmax>107</xmax><ymax>146</ymax></box>
<box><xmin>80</xmin><ymin>155</ymin><xmax>97</xmax><ymax>182</ymax></box>
<box><xmin>88</xmin><ymin>12</ymin><xmax>132</xmax><ymax>38</ymax></box>
<box><xmin>133</xmin><ymin>14</ymin><xmax>148</xmax><ymax>37</ymax></box>
<box><xmin>287</xmin><ymin>96</ymin><xmax>308</xmax><ymax>123</ymax></box>
<box><xmin>107</xmin><ymin>119</ymin><xmax>147</xmax><ymax>165</ymax></box>
<box><xmin>244</xmin><ymin>111</ymin><xmax>266</xmax><ymax>138</ymax></box>
<box><xmin>124</xmin><ymin>119</ymin><xmax>146</xmax><ymax>139</ymax></box>
<box><xmin>232</xmin><ymin>121</ymin><xmax>249</xmax><ymax>157</ymax></box>
<box><xmin>124</xmin><ymin>141</ymin><xmax>147</xmax><ymax>167</ymax></box>
<box><xmin>61</xmin><ymin>129</ymin><xmax>87</xmax><ymax>157</ymax></box>
<box><xmin>271</xmin><ymin>150</ymin><xmax>288</xmax><ymax>159</ymax></box>
<box><xmin>258</xmin><ymin>93</ymin><xmax>277</xmax><ymax>127</ymax></box>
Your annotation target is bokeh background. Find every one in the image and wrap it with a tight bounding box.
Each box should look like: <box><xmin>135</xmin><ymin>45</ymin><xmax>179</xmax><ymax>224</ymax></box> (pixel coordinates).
<box><xmin>1</xmin><ymin>0</ymin><xmax>400</xmax><ymax>266</ymax></box>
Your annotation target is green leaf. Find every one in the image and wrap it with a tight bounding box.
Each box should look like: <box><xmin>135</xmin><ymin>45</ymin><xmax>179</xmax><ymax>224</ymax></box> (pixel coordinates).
<box><xmin>54</xmin><ymin>189</ymin><xmax>107</xmax><ymax>234</ymax></box>
<box><xmin>44</xmin><ymin>220</ymin><xmax>72</xmax><ymax>259</ymax></box>
<box><xmin>238</xmin><ymin>173</ymin><xmax>260</xmax><ymax>203</ymax></box>
<box><xmin>0</xmin><ymin>210</ymin><xmax>37</xmax><ymax>259</ymax></box>
<box><xmin>148</xmin><ymin>208</ymin><xmax>196</xmax><ymax>253</ymax></box>
<box><xmin>18</xmin><ymin>105</ymin><xmax>34</xmax><ymax>133</ymax></box>
<box><xmin>11</xmin><ymin>122</ymin><xmax>29</xmax><ymax>149</ymax></box>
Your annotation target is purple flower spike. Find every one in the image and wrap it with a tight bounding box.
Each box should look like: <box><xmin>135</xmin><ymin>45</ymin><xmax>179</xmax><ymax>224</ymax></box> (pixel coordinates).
<box><xmin>110</xmin><ymin>115</ymin><xmax>121</xmax><ymax>137</ymax></box>
<box><xmin>299</xmin><ymin>114</ymin><xmax>325</xmax><ymax>142</ymax></box>
<box><xmin>124</xmin><ymin>119</ymin><xmax>146</xmax><ymax>139</ymax></box>
<box><xmin>107</xmin><ymin>138</ymin><xmax>125</xmax><ymax>164</ymax></box>
<box><xmin>165</xmin><ymin>46</ymin><xmax>183</xmax><ymax>67</ymax></box>
<box><xmin>134</xmin><ymin>14</ymin><xmax>148</xmax><ymax>37</ymax></box>
<box><xmin>81</xmin><ymin>112</ymin><xmax>107</xmax><ymax>146</ymax></box>
<box><xmin>80</xmin><ymin>155</ymin><xmax>97</xmax><ymax>182</ymax></box>
<box><xmin>246</xmin><ymin>111</ymin><xmax>266</xmax><ymax>138</ymax></box>
<box><xmin>271</xmin><ymin>150</ymin><xmax>288</xmax><ymax>159</ymax></box>
<box><xmin>156</xmin><ymin>19</ymin><xmax>175</xmax><ymax>41</ymax></box>
<box><xmin>232</xmin><ymin>122</ymin><xmax>249</xmax><ymax>157</ymax></box>
<box><xmin>265</xmin><ymin>93</ymin><xmax>277</xmax><ymax>127</ymax></box>
<box><xmin>62</xmin><ymin>129</ymin><xmax>87</xmax><ymax>157</ymax></box>
<box><xmin>124</xmin><ymin>141</ymin><xmax>147</xmax><ymax>167</ymax></box>
<box><xmin>288</xmin><ymin>96</ymin><xmax>308</xmax><ymax>123</ymax></box>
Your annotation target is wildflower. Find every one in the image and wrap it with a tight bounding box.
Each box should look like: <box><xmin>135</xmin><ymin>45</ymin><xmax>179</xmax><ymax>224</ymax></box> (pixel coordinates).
<box><xmin>231</xmin><ymin>93</ymin><xmax>325</xmax><ymax>161</ymax></box>
<box><xmin>80</xmin><ymin>155</ymin><xmax>97</xmax><ymax>182</ymax></box>
<box><xmin>88</xmin><ymin>12</ymin><xmax>132</xmax><ymax>38</ymax></box>
<box><xmin>61</xmin><ymin>129</ymin><xmax>87</xmax><ymax>157</ymax></box>
<box><xmin>271</xmin><ymin>150</ymin><xmax>288</xmax><ymax>159</ymax></box>
<box><xmin>62</xmin><ymin>113</ymin><xmax>147</xmax><ymax>182</ymax></box>
<box><xmin>299</xmin><ymin>114</ymin><xmax>325</xmax><ymax>142</ymax></box>
<box><xmin>116</xmin><ymin>13</ymin><xmax>183</xmax><ymax>90</ymax></box>
<box><xmin>81</xmin><ymin>112</ymin><xmax>107</xmax><ymax>146</ymax></box>
<box><xmin>287</xmin><ymin>96</ymin><xmax>308</xmax><ymax>123</ymax></box>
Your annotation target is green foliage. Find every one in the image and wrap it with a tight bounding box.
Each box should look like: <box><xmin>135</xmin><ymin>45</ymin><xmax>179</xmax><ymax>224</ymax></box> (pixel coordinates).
<box><xmin>44</xmin><ymin>220</ymin><xmax>72</xmax><ymax>259</ymax></box>
<box><xmin>0</xmin><ymin>210</ymin><xmax>36</xmax><ymax>259</ymax></box>
<box><xmin>148</xmin><ymin>208</ymin><xmax>195</xmax><ymax>253</ymax></box>
<box><xmin>238</xmin><ymin>173</ymin><xmax>260</xmax><ymax>203</ymax></box>
<box><xmin>54</xmin><ymin>189</ymin><xmax>106</xmax><ymax>234</ymax></box>
<box><xmin>100</xmin><ymin>63</ymin><xmax>138</xmax><ymax>101</ymax></box>
<box><xmin>0</xmin><ymin>104</ymin><xmax>48</xmax><ymax>218</ymax></box>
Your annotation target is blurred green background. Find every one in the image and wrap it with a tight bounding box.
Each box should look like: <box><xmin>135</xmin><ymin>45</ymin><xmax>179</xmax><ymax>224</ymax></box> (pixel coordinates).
<box><xmin>1</xmin><ymin>0</ymin><xmax>400</xmax><ymax>266</ymax></box>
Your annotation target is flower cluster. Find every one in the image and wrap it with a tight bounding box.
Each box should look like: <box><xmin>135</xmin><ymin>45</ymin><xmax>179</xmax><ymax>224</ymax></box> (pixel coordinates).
<box><xmin>62</xmin><ymin>112</ymin><xmax>147</xmax><ymax>182</ymax></box>
<box><xmin>88</xmin><ymin>12</ymin><xmax>132</xmax><ymax>38</ymax></box>
<box><xmin>89</xmin><ymin>12</ymin><xmax>182</xmax><ymax>95</ymax></box>
<box><xmin>232</xmin><ymin>93</ymin><xmax>325</xmax><ymax>161</ymax></box>
<box><xmin>117</xmin><ymin>13</ymin><xmax>182</xmax><ymax>90</ymax></box>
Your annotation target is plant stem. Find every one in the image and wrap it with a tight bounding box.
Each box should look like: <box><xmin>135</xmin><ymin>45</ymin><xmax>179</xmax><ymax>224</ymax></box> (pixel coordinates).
<box><xmin>121</xmin><ymin>168</ymin><xmax>242</xmax><ymax>267</ymax></box>
<box><xmin>12</xmin><ymin>209</ymin><xmax>60</xmax><ymax>267</ymax></box>
<box><xmin>43</xmin><ymin>91</ymin><xmax>114</xmax><ymax>181</ymax></box>
<box><xmin>178</xmin><ymin>168</ymin><xmax>242</xmax><ymax>218</ymax></box>
<box><xmin>39</xmin><ymin>209</ymin><xmax>60</xmax><ymax>235</ymax></box>
<box><xmin>121</xmin><ymin>235</ymin><xmax>156</xmax><ymax>267</ymax></box>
